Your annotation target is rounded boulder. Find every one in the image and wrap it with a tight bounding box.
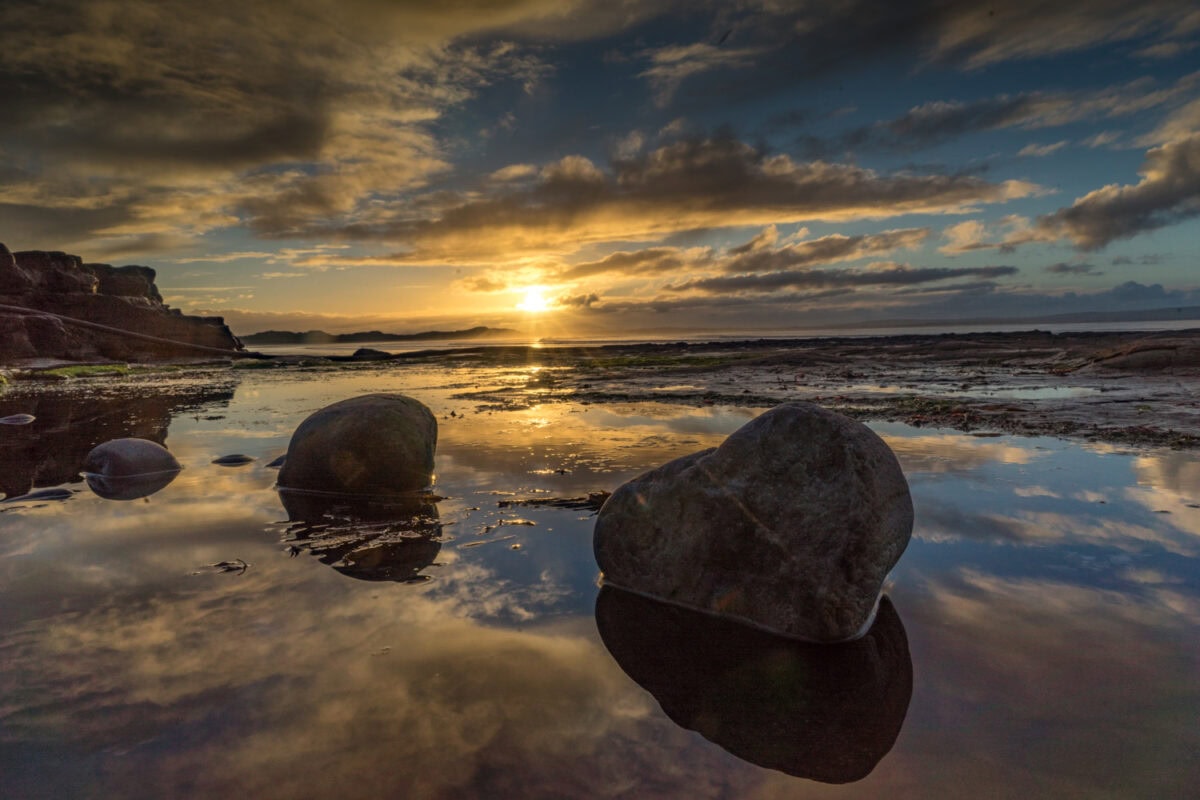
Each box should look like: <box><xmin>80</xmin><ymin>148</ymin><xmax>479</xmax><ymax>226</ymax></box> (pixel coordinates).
<box><xmin>593</xmin><ymin>402</ymin><xmax>913</xmax><ymax>643</ymax></box>
<box><xmin>84</xmin><ymin>438</ymin><xmax>181</xmax><ymax>477</ymax></box>
<box><xmin>277</xmin><ymin>394</ymin><xmax>437</xmax><ymax>495</ymax></box>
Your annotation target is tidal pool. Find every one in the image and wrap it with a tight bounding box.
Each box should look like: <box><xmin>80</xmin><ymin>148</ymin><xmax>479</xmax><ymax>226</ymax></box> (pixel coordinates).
<box><xmin>1</xmin><ymin>365</ymin><xmax>1198</xmax><ymax>798</ymax></box>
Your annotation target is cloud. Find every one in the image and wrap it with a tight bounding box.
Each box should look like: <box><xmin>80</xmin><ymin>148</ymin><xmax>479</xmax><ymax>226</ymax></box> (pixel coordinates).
<box><xmin>1019</xmin><ymin>141</ymin><xmax>1069</xmax><ymax>157</ymax></box>
<box><xmin>1140</xmin><ymin>97</ymin><xmax>1200</xmax><ymax>146</ymax></box>
<box><xmin>1035</xmin><ymin>135</ymin><xmax>1200</xmax><ymax>249</ymax></box>
<box><xmin>939</xmin><ymin>216</ymin><xmax>1034</xmax><ymax>254</ymax></box>
<box><xmin>727</xmin><ymin>225</ymin><xmax>781</xmax><ymax>255</ymax></box>
<box><xmin>1083</xmin><ymin>131</ymin><xmax>1123</xmax><ymax>148</ymax></box>
<box><xmin>669</xmin><ymin>263</ymin><xmax>1018</xmax><ymax>295</ymax></box>
<box><xmin>320</xmin><ymin>134</ymin><xmax>1036</xmax><ymax>263</ymax></box>
<box><xmin>927</xmin><ymin>1</ymin><xmax>1200</xmax><ymax>68</ymax></box>
<box><xmin>559</xmin><ymin>247</ymin><xmax>705</xmax><ymax>281</ymax></box>
<box><xmin>802</xmin><ymin>73</ymin><xmax>1199</xmax><ymax>155</ymax></box>
<box><xmin>720</xmin><ymin>227</ymin><xmax>931</xmax><ymax>274</ymax></box>
<box><xmin>1045</xmin><ymin>262</ymin><xmax>1101</xmax><ymax>275</ymax></box>
<box><xmin>0</xmin><ymin>0</ymin><xmax>675</xmax><ymax>251</ymax></box>
<box><xmin>639</xmin><ymin>42</ymin><xmax>763</xmax><ymax>106</ymax></box>
<box><xmin>558</xmin><ymin>292</ymin><xmax>600</xmax><ymax>308</ymax></box>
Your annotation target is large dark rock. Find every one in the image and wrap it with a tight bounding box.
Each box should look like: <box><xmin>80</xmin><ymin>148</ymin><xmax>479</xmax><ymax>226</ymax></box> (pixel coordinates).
<box><xmin>594</xmin><ymin>402</ymin><xmax>913</xmax><ymax>642</ymax></box>
<box><xmin>277</xmin><ymin>394</ymin><xmax>437</xmax><ymax>496</ymax></box>
<box><xmin>595</xmin><ymin>587</ymin><xmax>912</xmax><ymax>784</ymax></box>
<box><xmin>0</xmin><ymin>243</ymin><xmax>241</xmax><ymax>363</ymax></box>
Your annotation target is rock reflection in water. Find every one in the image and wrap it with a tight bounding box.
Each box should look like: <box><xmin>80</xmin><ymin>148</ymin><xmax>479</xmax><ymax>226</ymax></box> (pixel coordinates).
<box><xmin>84</xmin><ymin>469</ymin><xmax>181</xmax><ymax>500</ymax></box>
<box><xmin>0</xmin><ymin>384</ymin><xmax>233</xmax><ymax>498</ymax></box>
<box><xmin>595</xmin><ymin>586</ymin><xmax>912</xmax><ymax>784</ymax></box>
<box><xmin>278</xmin><ymin>489</ymin><xmax>442</xmax><ymax>583</ymax></box>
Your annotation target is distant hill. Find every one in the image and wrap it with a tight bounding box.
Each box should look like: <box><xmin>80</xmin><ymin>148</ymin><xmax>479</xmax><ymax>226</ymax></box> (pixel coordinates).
<box><xmin>241</xmin><ymin>325</ymin><xmax>516</xmax><ymax>345</ymax></box>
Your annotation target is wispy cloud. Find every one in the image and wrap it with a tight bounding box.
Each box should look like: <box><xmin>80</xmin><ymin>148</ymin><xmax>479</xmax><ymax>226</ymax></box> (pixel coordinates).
<box><xmin>639</xmin><ymin>42</ymin><xmax>762</xmax><ymax>106</ymax></box>
<box><xmin>1019</xmin><ymin>141</ymin><xmax>1069</xmax><ymax>157</ymax></box>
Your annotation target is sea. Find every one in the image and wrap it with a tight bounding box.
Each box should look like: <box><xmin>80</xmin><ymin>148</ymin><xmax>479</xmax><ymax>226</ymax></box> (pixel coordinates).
<box><xmin>1</xmin><ymin>322</ymin><xmax>1198</xmax><ymax>798</ymax></box>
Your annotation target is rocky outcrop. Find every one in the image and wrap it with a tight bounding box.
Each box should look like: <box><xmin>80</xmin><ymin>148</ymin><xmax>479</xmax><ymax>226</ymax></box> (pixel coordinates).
<box><xmin>593</xmin><ymin>402</ymin><xmax>914</xmax><ymax>642</ymax></box>
<box><xmin>0</xmin><ymin>243</ymin><xmax>241</xmax><ymax>363</ymax></box>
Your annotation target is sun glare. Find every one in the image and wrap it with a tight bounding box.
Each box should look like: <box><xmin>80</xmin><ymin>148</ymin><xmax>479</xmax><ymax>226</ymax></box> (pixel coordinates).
<box><xmin>516</xmin><ymin>286</ymin><xmax>554</xmax><ymax>313</ymax></box>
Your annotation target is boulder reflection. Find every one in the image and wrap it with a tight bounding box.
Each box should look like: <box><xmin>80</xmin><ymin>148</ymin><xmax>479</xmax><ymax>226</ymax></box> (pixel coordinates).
<box><xmin>595</xmin><ymin>586</ymin><xmax>912</xmax><ymax>784</ymax></box>
<box><xmin>0</xmin><ymin>384</ymin><xmax>233</xmax><ymax>498</ymax></box>
<box><xmin>85</xmin><ymin>469</ymin><xmax>180</xmax><ymax>500</ymax></box>
<box><xmin>278</xmin><ymin>489</ymin><xmax>442</xmax><ymax>583</ymax></box>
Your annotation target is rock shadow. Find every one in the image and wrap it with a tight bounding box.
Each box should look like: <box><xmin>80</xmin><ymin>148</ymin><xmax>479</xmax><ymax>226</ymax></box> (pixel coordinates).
<box><xmin>278</xmin><ymin>489</ymin><xmax>443</xmax><ymax>583</ymax></box>
<box><xmin>594</xmin><ymin>586</ymin><xmax>913</xmax><ymax>784</ymax></box>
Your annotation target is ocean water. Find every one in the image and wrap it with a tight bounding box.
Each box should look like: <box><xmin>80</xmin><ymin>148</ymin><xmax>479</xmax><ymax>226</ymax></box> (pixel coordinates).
<box><xmin>1</xmin><ymin>362</ymin><xmax>1198</xmax><ymax>798</ymax></box>
<box><xmin>246</xmin><ymin>319</ymin><xmax>1200</xmax><ymax>357</ymax></box>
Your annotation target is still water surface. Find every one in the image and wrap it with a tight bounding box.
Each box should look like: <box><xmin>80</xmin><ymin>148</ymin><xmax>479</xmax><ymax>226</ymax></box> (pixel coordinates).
<box><xmin>1</xmin><ymin>364</ymin><xmax>1198</xmax><ymax>798</ymax></box>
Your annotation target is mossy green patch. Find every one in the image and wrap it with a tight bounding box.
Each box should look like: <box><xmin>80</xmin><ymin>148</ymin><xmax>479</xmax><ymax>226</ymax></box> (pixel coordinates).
<box><xmin>42</xmin><ymin>364</ymin><xmax>131</xmax><ymax>379</ymax></box>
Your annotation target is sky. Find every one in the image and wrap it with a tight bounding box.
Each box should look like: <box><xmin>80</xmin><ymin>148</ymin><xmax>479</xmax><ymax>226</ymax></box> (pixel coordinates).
<box><xmin>2</xmin><ymin>0</ymin><xmax>1199</xmax><ymax>336</ymax></box>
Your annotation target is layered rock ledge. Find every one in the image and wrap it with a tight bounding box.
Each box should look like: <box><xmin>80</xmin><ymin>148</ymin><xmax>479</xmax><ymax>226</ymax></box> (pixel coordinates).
<box><xmin>0</xmin><ymin>243</ymin><xmax>241</xmax><ymax>364</ymax></box>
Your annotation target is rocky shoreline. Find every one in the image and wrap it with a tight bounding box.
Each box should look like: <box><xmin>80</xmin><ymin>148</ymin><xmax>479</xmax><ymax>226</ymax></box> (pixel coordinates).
<box><xmin>399</xmin><ymin>328</ymin><xmax>1200</xmax><ymax>449</ymax></box>
<box><xmin>3</xmin><ymin>317</ymin><xmax>1199</xmax><ymax>449</ymax></box>
<box><xmin>0</xmin><ymin>244</ymin><xmax>242</xmax><ymax>363</ymax></box>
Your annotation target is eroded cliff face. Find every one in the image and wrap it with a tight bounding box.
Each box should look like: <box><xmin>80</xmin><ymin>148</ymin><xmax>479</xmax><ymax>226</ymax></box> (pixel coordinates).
<box><xmin>0</xmin><ymin>243</ymin><xmax>241</xmax><ymax>363</ymax></box>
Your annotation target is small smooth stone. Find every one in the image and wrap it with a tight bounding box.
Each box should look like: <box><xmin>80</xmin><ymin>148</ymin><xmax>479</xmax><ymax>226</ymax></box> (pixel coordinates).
<box><xmin>3</xmin><ymin>488</ymin><xmax>74</xmax><ymax>503</ymax></box>
<box><xmin>0</xmin><ymin>414</ymin><xmax>35</xmax><ymax>425</ymax></box>
<box><xmin>212</xmin><ymin>454</ymin><xmax>255</xmax><ymax>466</ymax></box>
<box><xmin>265</xmin><ymin>454</ymin><xmax>287</xmax><ymax>468</ymax></box>
<box><xmin>84</xmin><ymin>438</ymin><xmax>181</xmax><ymax>477</ymax></box>
<box><xmin>593</xmin><ymin>402</ymin><xmax>913</xmax><ymax>642</ymax></box>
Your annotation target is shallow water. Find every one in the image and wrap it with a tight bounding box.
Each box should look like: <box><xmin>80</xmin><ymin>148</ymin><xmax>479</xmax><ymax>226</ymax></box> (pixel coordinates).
<box><xmin>2</xmin><ymin>365</ymin><xmax>1199</xmax><ymax>799</ymax></box>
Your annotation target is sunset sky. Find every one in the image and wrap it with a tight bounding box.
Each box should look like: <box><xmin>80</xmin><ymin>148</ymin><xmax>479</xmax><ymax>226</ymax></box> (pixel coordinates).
<box><xmin>2</xmin><ymin>1</ymin><xmax>1199</xmax><ymax>335</ymax></box>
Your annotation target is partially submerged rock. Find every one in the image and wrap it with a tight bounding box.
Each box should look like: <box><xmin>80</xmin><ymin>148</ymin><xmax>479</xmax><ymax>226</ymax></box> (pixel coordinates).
<box><xmin>593</xmin><ymin>402</ymin><xmax>913</xmax><ymax>642</ymax></box>
<box><xmin>84</xmin><ymin>437</ymin><xmax>181</xmax><ymax>476</ymax></box>
<box><xmin>83</xmin><ymin>437</ymin><xmax>182</xmax><ymax>500</ymax></box>
<box><xmin>277</xmin><ymin>394</ymin><xmax>437</xmax><ymax>495</ymax></box>
<box><xmin>212</xmin><ymin>454</ymin><xmax>255</xmax><ymax>466</ymax></box>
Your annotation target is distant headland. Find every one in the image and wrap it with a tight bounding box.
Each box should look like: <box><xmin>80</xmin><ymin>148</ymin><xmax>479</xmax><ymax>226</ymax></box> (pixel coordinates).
<box><xmin>241</xmin><ymin>326</ymin><xmax>516</xmax><ymax>345</ymax></box>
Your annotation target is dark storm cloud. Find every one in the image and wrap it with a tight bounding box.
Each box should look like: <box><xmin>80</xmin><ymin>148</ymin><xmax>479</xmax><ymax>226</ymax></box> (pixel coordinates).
<box><xmin>1035</xmin><ymin>135</ymin><xmax>1200</xmax><ymax>249</ymax></box>
<box><xmin>670</xmin><ymin>264</ymin><xmax>1019</xmax><ymax>295</ymax></box>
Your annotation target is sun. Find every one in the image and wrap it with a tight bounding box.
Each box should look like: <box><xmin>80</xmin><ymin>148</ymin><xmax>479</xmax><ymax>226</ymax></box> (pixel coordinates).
<box><xmin>516</xmin><ymin>286</ymin><xmax>554</xmax><ymax>313</ymax></box>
